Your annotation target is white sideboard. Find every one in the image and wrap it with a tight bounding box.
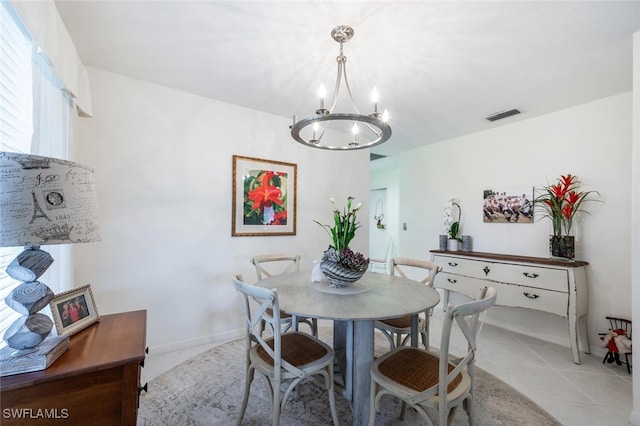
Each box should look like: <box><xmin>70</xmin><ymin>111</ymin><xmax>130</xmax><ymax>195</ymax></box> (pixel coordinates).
<box><xmin>430</xmin><ymin>250</ymin><xmax>590</xmax><ymax>364</ymax></box>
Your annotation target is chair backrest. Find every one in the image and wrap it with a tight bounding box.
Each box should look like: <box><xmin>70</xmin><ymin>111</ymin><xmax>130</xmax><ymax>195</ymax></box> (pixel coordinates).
<box><xmin>435</xmin><ymin>286</ymin><xmax>497</xmax><ymax>408</ymax></box>
<box><xmin>390</xmin><ymin>257</ymin><xmax>442</xmax><ymax>286</ymax></box>
<box><xmin>251</xmin><ymin>254</ymin><xmax>300</xmax><ymax>280</ymax></box>
<box><xmin>232</xmin><ymin>274</ymin><xmax>304</xmax><ymax>379</ymax></box>
<box><xmin>606</xmin><ymin>316</ymin><xmax>632</xmax><ymax>339</ymax></box>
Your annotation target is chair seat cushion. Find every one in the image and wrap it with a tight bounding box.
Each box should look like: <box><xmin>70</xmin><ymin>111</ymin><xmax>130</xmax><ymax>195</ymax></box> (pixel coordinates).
<box><xmin>379</xmin><ymin>315</ymin><xmax>412</xmax><ymax>329</ymax></box>
<box><xmin>257</xmin><ymin>332</ymin><xmax>329</xmax><ymax>367</ymax></box>
<box><xmin>377</xmin><ymin>347</ymin><xmax>462</xmax><ymax>394</ymax></box>
<box><xmin>266</xmin><ymin>307</ymin><xmax>292</xmax><ymax>319</ymax></box>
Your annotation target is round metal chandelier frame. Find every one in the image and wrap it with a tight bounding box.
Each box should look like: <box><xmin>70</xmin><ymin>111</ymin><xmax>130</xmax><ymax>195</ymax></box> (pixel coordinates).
<box><xmin>290</xmin><ymin>25</ymin><xmax>392</xmax><ymax>150</ymax></box>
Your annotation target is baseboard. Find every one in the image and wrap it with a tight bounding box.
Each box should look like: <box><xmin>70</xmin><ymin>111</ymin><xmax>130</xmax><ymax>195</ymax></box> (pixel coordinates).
<box><xmin>148</xmin><ymin>328</ymin><xmax>244</xmax><ymax>356</ymax></box>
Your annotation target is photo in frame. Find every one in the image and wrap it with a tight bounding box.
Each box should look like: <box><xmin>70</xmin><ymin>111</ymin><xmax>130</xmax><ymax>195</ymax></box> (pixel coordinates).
<box><xmin>232</xmin><ymin>155</ymin><xmax>297</xmax><ymax>236</ymax></box>
<box><xmin>49</xmin><ymin>284</ymin><xmax>99</xmax><ymax>336</ymax></box>
<box><xmin>483</xmin><ymin>187</ymin><xmax>534</xmax><ymax>223</ymax></box>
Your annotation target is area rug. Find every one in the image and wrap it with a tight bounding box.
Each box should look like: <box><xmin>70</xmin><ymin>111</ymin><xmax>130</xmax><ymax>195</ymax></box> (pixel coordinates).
<box><xmin>138</xmin><ymin>331</ymin><xmax>561</xmax><ymax>426</ymax></box>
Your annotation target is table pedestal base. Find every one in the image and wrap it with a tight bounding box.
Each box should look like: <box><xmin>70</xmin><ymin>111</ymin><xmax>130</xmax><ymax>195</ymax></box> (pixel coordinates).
<box><xmin>334</xmin><ymin>320</ymin><xmax>374</xmax><ymax>426</ymax></box>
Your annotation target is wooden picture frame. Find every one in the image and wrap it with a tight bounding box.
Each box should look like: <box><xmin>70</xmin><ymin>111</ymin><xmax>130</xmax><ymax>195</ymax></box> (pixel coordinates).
<box><xmin>232</xmin><ymin>155</ymin><xmax>297</xmax><ymax>236</ymax></box>
<box><xmin>49</xmin><ymin>284</ymin><xmax>99</xmax><ymax>336</ymax></box>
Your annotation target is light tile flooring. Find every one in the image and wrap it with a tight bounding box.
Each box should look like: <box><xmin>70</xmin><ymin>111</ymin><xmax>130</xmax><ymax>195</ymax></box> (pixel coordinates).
<box><xmin>143</xmin><ymin>315</ymin><xmax>634</xmax><ymax>426</ymax></box>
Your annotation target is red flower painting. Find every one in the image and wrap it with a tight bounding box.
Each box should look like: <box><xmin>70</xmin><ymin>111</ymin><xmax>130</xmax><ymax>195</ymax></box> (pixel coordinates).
<box><xmin>244</xmin><ymin>169</ymin><xmax>288</xmax><ymax>225</ymax></box>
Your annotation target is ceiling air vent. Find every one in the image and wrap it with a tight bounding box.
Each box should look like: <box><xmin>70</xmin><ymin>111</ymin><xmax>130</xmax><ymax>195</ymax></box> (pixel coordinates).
<box><xmin>486</xmin><ymin>108</ymin><xmax>521</xmax><ymax>122</ymax></box>
<box><xmin>370</xmin><ymin>153</ymin><xmax>387</xmax><ymax>161</ymax></box>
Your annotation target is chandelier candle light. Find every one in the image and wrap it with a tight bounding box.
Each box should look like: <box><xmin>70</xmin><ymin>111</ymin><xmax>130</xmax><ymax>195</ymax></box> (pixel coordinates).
<box><xmin>290</xmin><ymin>25</ymin><xmax>392</xmax><ymax>150</ymax></box>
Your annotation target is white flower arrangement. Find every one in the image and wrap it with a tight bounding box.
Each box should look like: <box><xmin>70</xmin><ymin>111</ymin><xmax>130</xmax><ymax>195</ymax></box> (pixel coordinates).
<box><xmin>443</xmin><ymin>199</ymin><xmax>462</xmax><ymax>242</ymax></box>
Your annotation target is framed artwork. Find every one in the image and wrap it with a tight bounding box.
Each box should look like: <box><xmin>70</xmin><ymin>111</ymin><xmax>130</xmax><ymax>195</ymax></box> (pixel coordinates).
<box><xmin>483</xmin><ymin>187</ymin><xmax>534</xmax><ymax>223</ymax></box>
<box><xmin>49</xmin><ymin>284</ymin><xmax>99</xmax><ymax>336</ymax></box>
<box><xmin>232</xmin><ymin>155</ymin><xmax>297</xmax><ymax>236</ymax></box>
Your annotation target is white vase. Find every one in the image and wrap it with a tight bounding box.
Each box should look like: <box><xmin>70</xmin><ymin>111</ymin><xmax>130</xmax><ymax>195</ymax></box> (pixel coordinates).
<box><xmin>447</xmin><ymin>239</ymin><xmax>459</xmax><ymax>251</ymax></box>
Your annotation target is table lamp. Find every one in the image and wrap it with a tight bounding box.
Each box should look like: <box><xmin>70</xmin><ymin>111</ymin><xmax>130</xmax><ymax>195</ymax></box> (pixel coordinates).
<box><xmin>0</xmin><ymin>152</ymin><xmax>101</xmax><ymax>356</ymax></box>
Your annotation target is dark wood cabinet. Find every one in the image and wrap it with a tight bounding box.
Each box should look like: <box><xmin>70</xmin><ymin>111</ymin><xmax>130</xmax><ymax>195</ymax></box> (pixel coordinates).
<box><xmin>1</xmin><ymin>310</ymin><xmax>147</xmax><ymax>425</ymax></box>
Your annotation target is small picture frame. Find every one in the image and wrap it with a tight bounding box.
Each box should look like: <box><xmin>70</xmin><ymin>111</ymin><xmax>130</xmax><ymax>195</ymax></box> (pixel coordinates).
<box><xmin>49</xmin><ymin>284</ymin><xmax>100</xmax><ymax>336</ymax></box>
<box><xmin>232</xmin><ymin>155</ymin><xmax>297</xmax><ymax>236</ymax></box>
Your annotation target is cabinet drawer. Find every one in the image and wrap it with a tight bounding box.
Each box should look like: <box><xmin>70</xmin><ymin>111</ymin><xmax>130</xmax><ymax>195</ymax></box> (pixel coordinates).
<box><xmin>493</xmin><ymin>281</ymin><xmax>568</xmax><ymax>317</ymax></box>
<box><xmin>434</xmin><ymin>273</ymin><xmax>569</xmax><ymax>317</ymax></box>
<box><xmin>435</xmin><ymin>272</ymin><xmax>486</xmax><ymax>299</ymax></box>
<box><xmin>432</xmin><ymin>255</ymin><xmax>568</xmax><ymax>292</ymax></box>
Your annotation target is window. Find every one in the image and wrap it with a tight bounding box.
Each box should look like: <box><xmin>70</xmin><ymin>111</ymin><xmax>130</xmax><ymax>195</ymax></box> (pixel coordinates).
<box><xmin>0</xmin><ymin>1</ymin><xmax>35</xmax><ymax>347</ymax></box>
<box><xmin>0</xmin><ymin>2</ymin><xmax>76</xmax><ymax>348</ymax></box>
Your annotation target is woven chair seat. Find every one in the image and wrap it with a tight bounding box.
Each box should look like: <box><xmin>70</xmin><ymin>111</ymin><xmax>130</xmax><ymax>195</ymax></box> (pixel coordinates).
<box><xmin>266</xmin><ymin>307</ymin><xmax>292</xmax><ymax>319</ymax></box>
<box><xmin>377</xmin><ymin>347</ymin><xmax>462</xmax><ymax>394</ymax></box>
<box><xmin>257</xmin><ymin>333</ymin><xmax>329</xmax><ymax>367</ymax></box>
<box><xmin>379</xmin><ymin>315</ymin><xmax>412</xmax><ymax>329</ymax></box>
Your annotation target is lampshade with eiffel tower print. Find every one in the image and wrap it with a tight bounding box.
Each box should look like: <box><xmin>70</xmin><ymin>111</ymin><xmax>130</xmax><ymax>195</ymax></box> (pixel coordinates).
<box><xmin>0</xmin><ymin>152</ymin><xmax>101</xmax><ymax>356</ymax></box>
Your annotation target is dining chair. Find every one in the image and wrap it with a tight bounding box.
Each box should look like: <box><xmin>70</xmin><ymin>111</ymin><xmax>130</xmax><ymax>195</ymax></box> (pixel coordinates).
<box><xmin>375</xmin><ymin>257</ymin><xmax>442</xmax><ymax>350</ymax></box>
<box><xmin>369</xmin><ymin>237</ymin><xmax>396</xmax><ymax>274</ymax></box>
<box><xmin>231</xmin><ymin>275</ymin><xmax>339</xmax><ymax>426</ymax></box>
<box><xmin>600</xmin><ymin>316</ymin><xmax>632</xmax><ymax>374</ymax></box>
<box><xmin>250</xmin><ymin>254</ymin><xmax>318</xmax><ymax>336</ymax></box>
<box><xmin>369</xmin><ymin>286</ymin><xmax>497</xmax><ymax>426</ymax></box>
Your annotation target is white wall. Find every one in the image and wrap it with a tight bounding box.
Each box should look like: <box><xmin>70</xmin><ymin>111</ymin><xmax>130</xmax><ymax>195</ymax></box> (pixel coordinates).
<box><xmin>391</xmin><ymin>92</ymin><xmax>632</xmax><ymax>351</ymax></box>
<box><xmin>630</xmin><ymin>30</ymin><xmax>640</xmax><ymax>426</ymax></box>
<box><xmin>73</xmin><ymin>68</ymin><xmax>370</xmax><ymax>354</ymax></box>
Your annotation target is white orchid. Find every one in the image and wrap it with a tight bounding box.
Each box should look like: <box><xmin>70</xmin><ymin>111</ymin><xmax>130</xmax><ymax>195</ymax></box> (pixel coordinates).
<box><xmin>443</xmin><ymin>198</ymin><xmax>462</xmax><ymax>241</ymax></box>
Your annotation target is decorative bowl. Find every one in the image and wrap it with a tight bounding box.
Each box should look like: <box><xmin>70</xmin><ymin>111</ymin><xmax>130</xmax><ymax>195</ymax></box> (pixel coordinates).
<box><xmin>320</xmin><ymin>260</ymin><xmax>367</xmax><ymax>287</ymax></box>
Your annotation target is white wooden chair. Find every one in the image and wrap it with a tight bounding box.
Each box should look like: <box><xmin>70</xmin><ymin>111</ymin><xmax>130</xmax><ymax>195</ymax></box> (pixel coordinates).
<box><xmin>369</xmin><ymin>237</ymin><xmax>396</xmax><ymax>274</ymax></box>
<box><xmin>231</xmin><ymin>275</ymin><xmax>339</xmax><ymax>426</ymax></box>
<box><xmin>369</xmin><ymin>286</ymin><xmax>497</xmax><ymax>426</ymax></box>
<box><xmin>375</xmin><ymin>258</ymin><xmax>442</xmax><ymax>350</ymax></box>
<box><xmin>250</xmin><ymin>254</ymin><xmax>318</xmax><ymax>336</ymax></box>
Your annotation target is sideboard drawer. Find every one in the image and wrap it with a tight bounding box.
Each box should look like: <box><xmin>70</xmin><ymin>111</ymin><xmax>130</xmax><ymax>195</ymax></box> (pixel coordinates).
<box><xmin>494</xmin><ymin>282</ymin><xmax>568</xmax><ymax>317</ymax></box>
<box><xmin>435</xmin><ymin>273</ymin><xmax>568</xmax><ymax>317</ymax></box>
<box><xmin>433</xmin><ymin>254</ymin><xmax>568</xmax><ymax>292</ymax></box>
<box><xmin>435</xmin><ymin>272</ymin><xmax>487</xmax><ymax>299</ymax></box>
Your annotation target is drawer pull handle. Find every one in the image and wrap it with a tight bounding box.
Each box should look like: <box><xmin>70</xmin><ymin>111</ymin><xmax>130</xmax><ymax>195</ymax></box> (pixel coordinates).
<box><xmin>448</xmin><ymin>262</ymin><xmax>458</xmax><ymax>267</ymax></box>
<box><xmin>523</xmin><ymin>292</ymin><xmax>540</xmax><ymax>299</ymax></box>
<box><xmin>523</xmin><ymin>272</ymin><xmax>539</xmax><ymax>279</ymax></box>
<box><xmin>447</xmin><ymin>278</ymin><xmax>457</xmax><ymax>283</ymax></box>
<box><xmin>483</xmin><ymin>266</ymin><xmax>490</xmax><ymax>276</ymax></box>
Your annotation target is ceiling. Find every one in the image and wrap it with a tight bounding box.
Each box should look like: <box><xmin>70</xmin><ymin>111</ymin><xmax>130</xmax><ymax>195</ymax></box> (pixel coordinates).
<box><xmin>54</xmin><ymin>1</ymin><xmax>640</xmax><ymax>158</ymax></box>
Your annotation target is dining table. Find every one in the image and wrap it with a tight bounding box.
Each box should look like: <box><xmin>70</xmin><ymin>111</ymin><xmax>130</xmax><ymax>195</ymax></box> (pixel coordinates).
<box><xmin>258</xmin><ymin>270</ymin><xmax>441</xmax><ymax>426</ymax></box>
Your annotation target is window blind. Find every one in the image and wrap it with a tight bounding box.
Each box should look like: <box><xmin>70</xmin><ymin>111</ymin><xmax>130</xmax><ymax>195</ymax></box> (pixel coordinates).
<box><xmin>0</xmin><ymin>1</ymin><xmax>34</xmax><ymax>348</ymax></box>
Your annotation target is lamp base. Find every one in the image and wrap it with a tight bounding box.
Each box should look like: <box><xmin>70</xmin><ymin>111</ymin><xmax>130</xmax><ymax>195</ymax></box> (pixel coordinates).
<box><xmin>6</xmin><ymin>247</ymin><xmax>53</xmax><ymax>282</ymax></box>
<box><xmin>9</xmin><ymin>347</ymin><xmax>38</xmax><ymax>357</ymax></box>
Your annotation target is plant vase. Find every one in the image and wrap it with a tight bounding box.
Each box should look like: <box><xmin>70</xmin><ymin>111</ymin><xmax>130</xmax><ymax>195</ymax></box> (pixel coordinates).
<box><xmin>549</xmin><ymin>235</ymin><xmax>575</xmax><ymax>260</ymax></box>
<box><xmin>447</xmin><ymin>239</ymin><xmax>459</xmax><ymax>251</ymax></box>
<box><xmin>320</xmin><ymin>260</ymin><xmax>367</xmax><ymax>288</ymax></box>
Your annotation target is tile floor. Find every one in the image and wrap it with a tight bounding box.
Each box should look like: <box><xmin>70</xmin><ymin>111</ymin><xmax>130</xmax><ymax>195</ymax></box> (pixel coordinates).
<box><xmin>427</xmin><ymin>310</ymin><xmax>634</xmax><ymax>426</ymax></box>
<box><xmin>143</xmin><ymin>315</ymin><xmax>634</xmax><ymax>426</ymax></box>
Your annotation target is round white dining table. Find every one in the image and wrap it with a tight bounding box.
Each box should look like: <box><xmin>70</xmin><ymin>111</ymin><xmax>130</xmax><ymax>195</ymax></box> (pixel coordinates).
<box><xmin>258</xmin><ymin>271</ymin><xmax>441</xmax><ymax>426</ymax></box>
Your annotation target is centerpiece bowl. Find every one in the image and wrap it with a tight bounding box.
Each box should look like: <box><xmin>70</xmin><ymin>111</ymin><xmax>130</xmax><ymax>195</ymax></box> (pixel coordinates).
<box><xmin>315</xmin><ymin>197</ymin><xmax>369</xmax><ymax>287</ymax></box>
<box><xmin>320</xmin><ymin>260</ymin><xmax>367</xmax><ymax>287</ymax></box>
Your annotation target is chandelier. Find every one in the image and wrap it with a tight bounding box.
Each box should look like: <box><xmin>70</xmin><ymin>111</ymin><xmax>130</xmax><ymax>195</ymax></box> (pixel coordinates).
<box><xmin>290</xmin><ymin>25</ymin><xmax>392</xmax><ymax>150</ymax></box>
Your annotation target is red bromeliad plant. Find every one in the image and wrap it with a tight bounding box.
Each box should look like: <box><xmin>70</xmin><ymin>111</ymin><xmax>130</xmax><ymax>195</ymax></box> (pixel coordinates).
<box><xmin>534</xmin><ymin>174</ymin><xmax>599</xmax><ymax>237</ymax></box>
